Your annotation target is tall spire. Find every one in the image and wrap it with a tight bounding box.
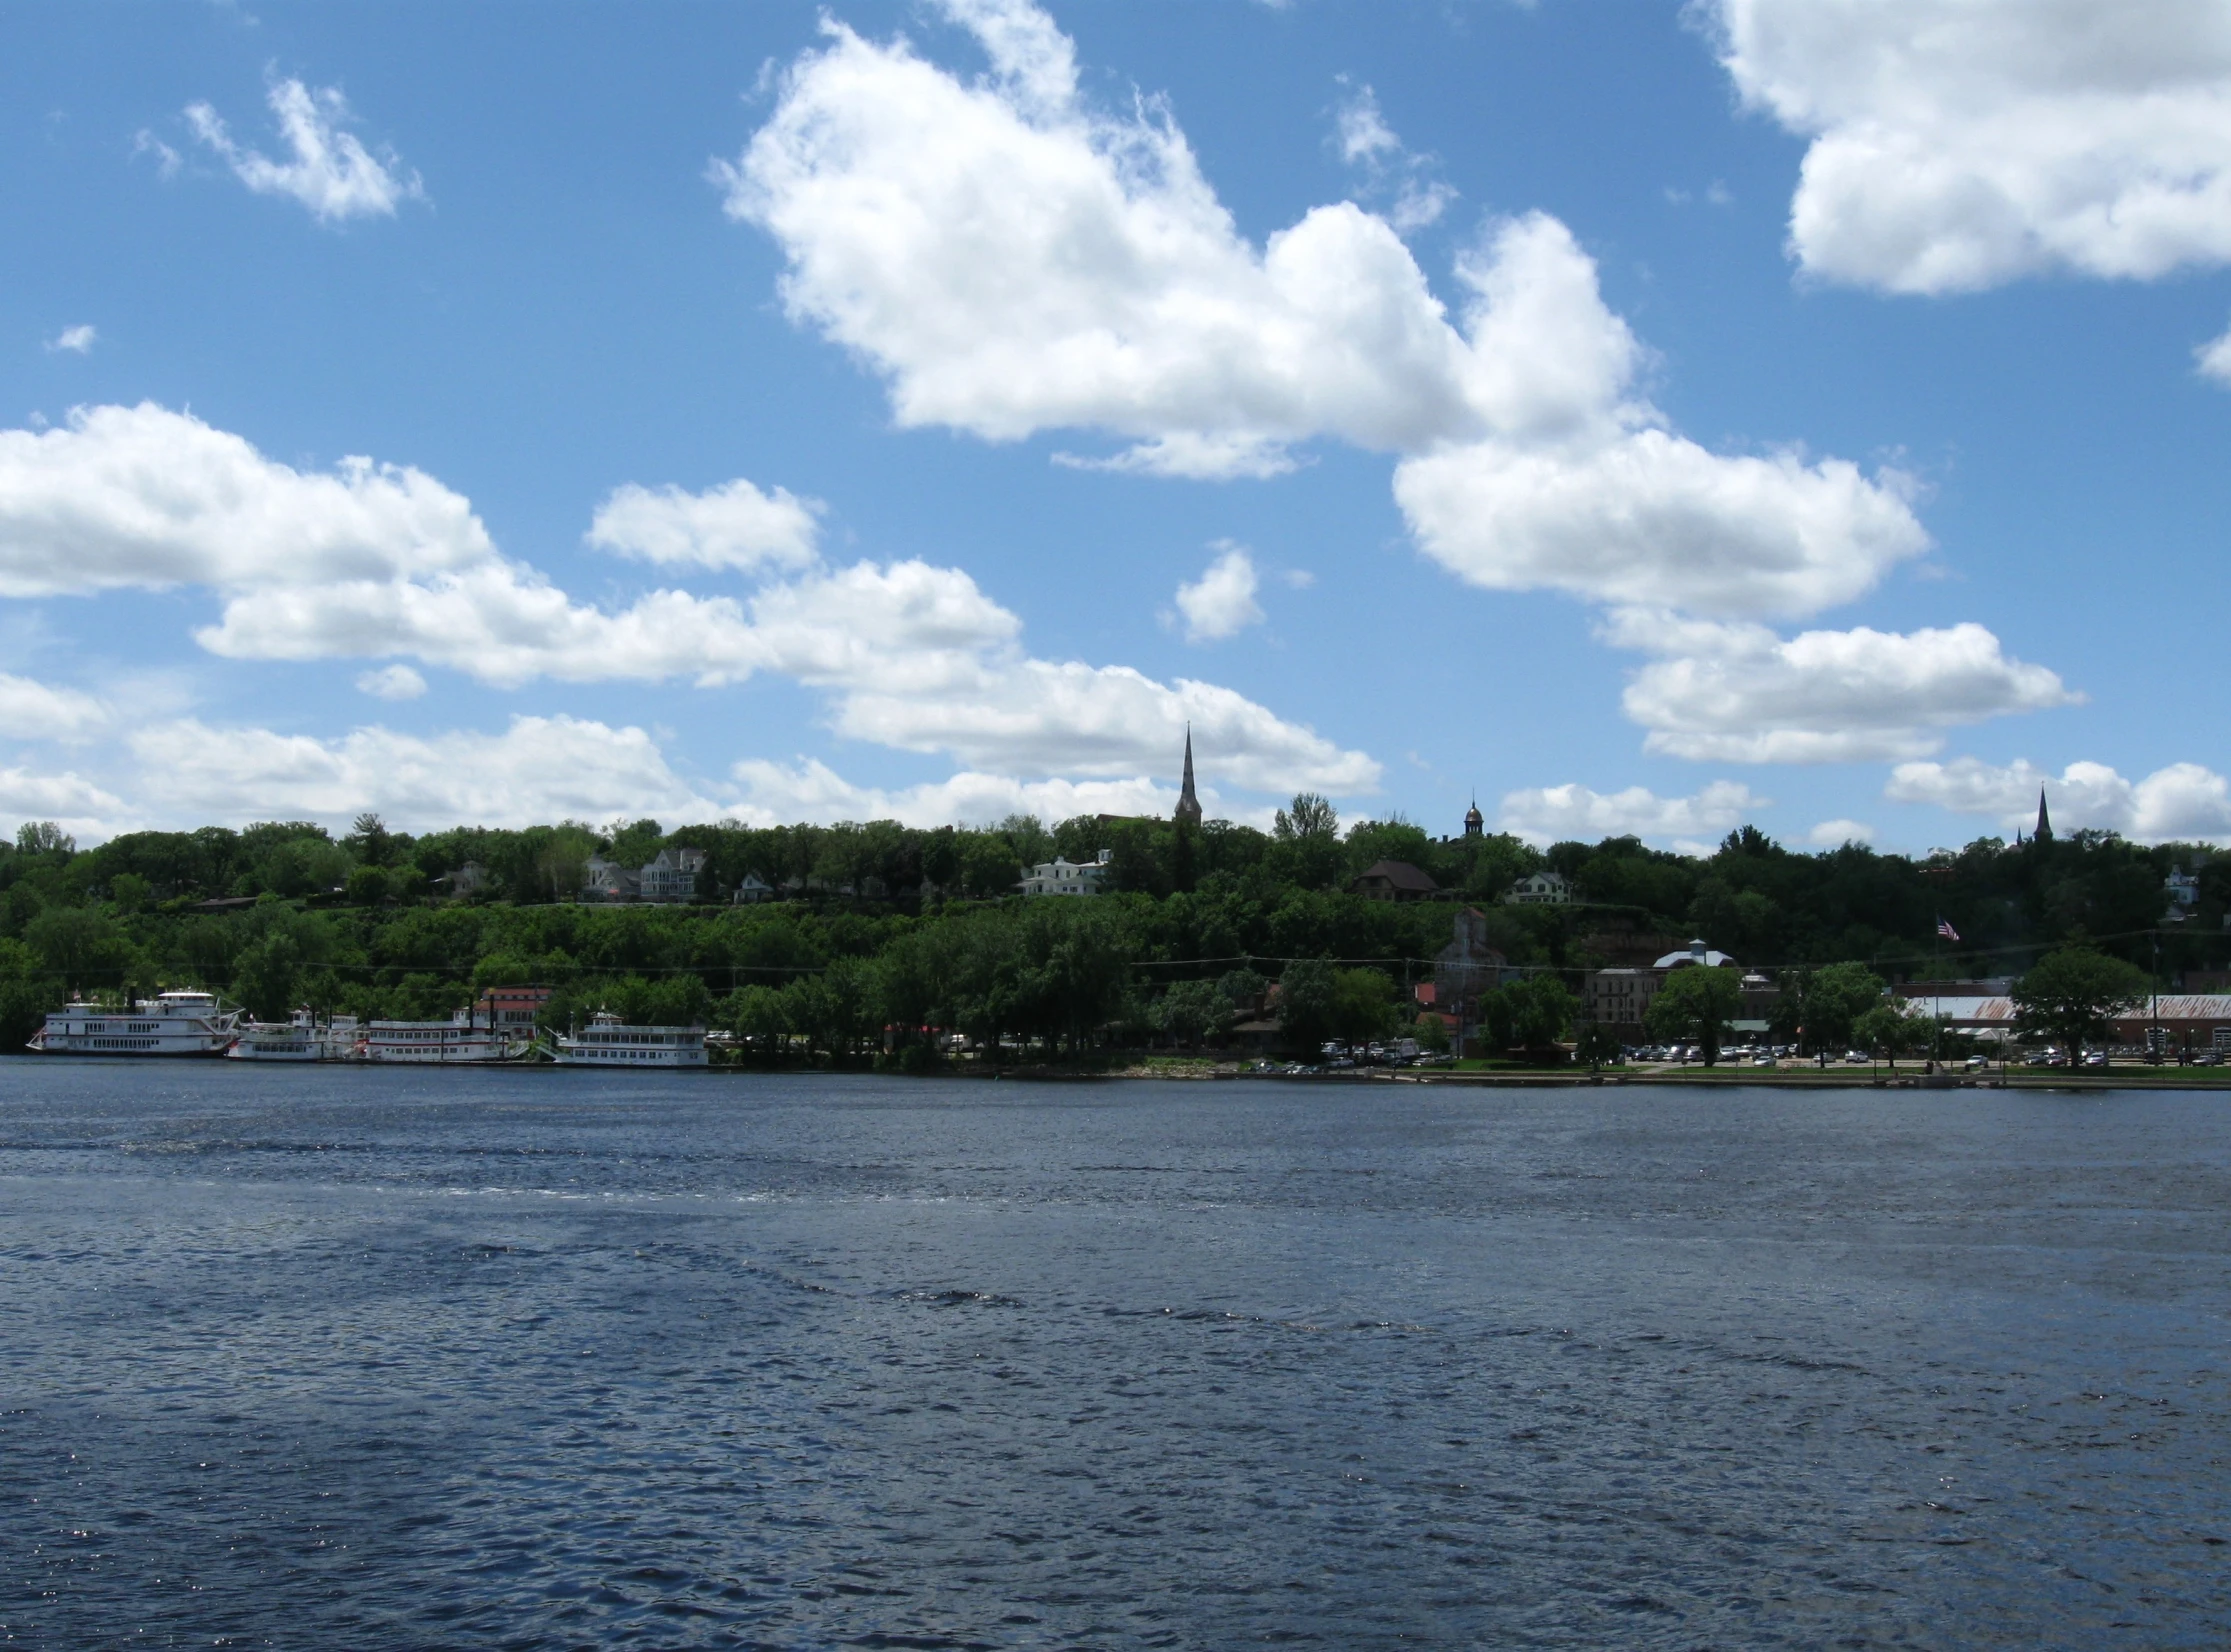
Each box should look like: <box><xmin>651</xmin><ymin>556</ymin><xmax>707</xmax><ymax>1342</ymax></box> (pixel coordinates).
<box><xmin>1174</xmin><ymin>724</ymin><xmax>1202</xmax><ymax>828</ymax></box>
<box><xmin>1463</xmin><ymin>793</ymin><xmax>1483</xmax><ymax>838</ymax></box>
<box><xmin>2035</xmin><ymin>786</ymin><xmax>2053</xmax><ymax>843</ymax></box>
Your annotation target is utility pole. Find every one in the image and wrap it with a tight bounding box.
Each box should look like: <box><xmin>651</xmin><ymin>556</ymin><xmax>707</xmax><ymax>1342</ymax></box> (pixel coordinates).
<box><xmin>2151</xmin><ymin>928</ymin><xmax>2162</xmax><ymax>1064</ymax></box>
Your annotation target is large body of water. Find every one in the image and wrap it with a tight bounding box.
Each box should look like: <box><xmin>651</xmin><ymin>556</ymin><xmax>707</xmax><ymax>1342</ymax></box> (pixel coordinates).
<box><xmin>2</xmin><ymin>1067</ymin><xmax>2226</xmax><ymax>1648</ymax></box>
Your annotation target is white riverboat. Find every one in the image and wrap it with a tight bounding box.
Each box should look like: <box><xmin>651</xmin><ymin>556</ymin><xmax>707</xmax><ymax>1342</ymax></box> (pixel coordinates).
<box><xmin>359</xmin><ymin>1006</ymin><xmax>535</xmax><ymax>1064</ymax></box>
<box><xmin>30</xmin><ymin>990</ymin><xmax>244</xmax><ymax>1056</ymax></box>
<box><xmin>228</xmin><ymin>1012</ymin><xmax>361</xmax><ymax>1062</ymax></box>
<box><xmin>550</xmin><ymin>1012</ymin><xmax>708</xmax><ymax>1067</ymax></box>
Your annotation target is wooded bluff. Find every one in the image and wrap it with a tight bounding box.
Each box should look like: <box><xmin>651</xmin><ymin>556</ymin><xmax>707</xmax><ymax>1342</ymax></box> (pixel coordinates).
<box><xmin>0</xmin><ymin>804</ymin><xmax>2219</xmax><ymax>1059</ymax></box>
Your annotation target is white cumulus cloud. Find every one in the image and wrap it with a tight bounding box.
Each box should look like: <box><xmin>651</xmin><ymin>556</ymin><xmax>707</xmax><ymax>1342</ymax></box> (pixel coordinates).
<box><xmin>0</xmin><ymin>403</ymin><xmax>492</xmax><ymax>596</ymax></box>
<box><xmin>828</xmin><ymin>658</ymin><xmax>1375</xmax><ymax>794</ymax></box>
<box><xmin>718</xmin><ymin>3</ymin><xmax>1518</xmax><ymax>471</ymax></box>
<box><xmin>45</xmin><ymin>325</ymin><xmax>96</xmax><ymax>355</ymax></box>
<box><xmin>1391</xmin><ymin>222</ymin><xmax>1931</xmax><ymax>620</ymax></box>
<box><xmin>1886</xmin><ymin>757</ymin><xmax>2231</xmax><ymax>845</ymax></box>
<box><xmin>723</xmin><ymin>3</ymin><xmax>1926</xmax><ymax>620</ymax></box>
<box><xmin>0</xmin><ymin>672</ymin><xmax>113</xmax><ymax>741</ymax></box>
<box><xmin>1707</xmin><ymin>0</ymin><xmax>2231</xmax><ymax>293</ymax></box>
<box><xmin>1171</xmin><ymin>544</ymin><xmax>1264</xmax><ymax>642</ymax></box>
<box><xmin>126</xmin><ymin>715</ymin><xmax>723</xmax><ymax>833</ymax></box>
<box><xmin>186</xmin><ymin>78</ymin><xmax>424</xmax><ymax>224</ymax></box>
<box><xmin>730</xmin><ymin>757</ymin><xmax>1195</xmax><ymax>828</ymax></box>
<box><xmin>0</xmin><ymin>765</ymin><xmax>130</xmax><ymax>843</ymax></box>
<box><xmin>1498</xmin><ymin>778</ymin><xmax>1766</xmax><ymax>847</ymax></box>
<box><xmin>1807</xmin><ymin>818</ymin><xmax>1875</xmax><ymax>847</ymax></box>
<box><xmin>0</xmin><ymin>402</ymin><xmax>1374</xmax><ymax>803</ymax></box>
<box><xmin>586</xmin><ymin>477</ymin><xmax>822</xmax><ymax>572</ymax></box>
<box><xmin>354</xmin><ymin>663</ymin><xmax>426</xmax><ymax>701</ymax></box>
<box><xmin>2197</xmin><ymin>322</ymin><xmax>2231</xmax><ymax>386</ymax></box>
<box><xmin>1606</xmin><ymin>610</ymin><xmax>2078</xmax><ymax>763</ymax></box>
<box><xmin>1331</xmin><ymin>81</ymin><xmax>1455</xmax><ymax>233</ymax></box>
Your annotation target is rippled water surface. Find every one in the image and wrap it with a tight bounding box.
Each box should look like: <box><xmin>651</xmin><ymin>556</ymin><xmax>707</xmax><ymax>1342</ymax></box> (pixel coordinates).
<box><xmin>3</xmin><ymin>1066</ymin><xmax>2228</xmax><ymax>1648</ymax></box>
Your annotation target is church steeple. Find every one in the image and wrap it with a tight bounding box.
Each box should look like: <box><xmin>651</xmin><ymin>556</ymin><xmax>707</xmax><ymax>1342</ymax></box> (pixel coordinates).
<box><xmin>2035</xmin><ymin>786</ymin><xmax>2053</xmax><ymax>843</ymax></box>
<box><xmin>1463</xmin><ymin>794</ymin><xmax>1483</xmax><ymax>838</ymax></box>
<box><xmin>1174</xmin><ymin>726</ymin><xmax>1202</xmax><ymax>828</ymax></box>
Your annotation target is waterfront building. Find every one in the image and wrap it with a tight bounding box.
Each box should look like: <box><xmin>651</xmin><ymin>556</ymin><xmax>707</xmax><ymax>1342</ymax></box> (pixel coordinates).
<box><xmin>1582</xmin><ymin>939</ymin><xmax>1750</xmax><ymax>1043</ymax></box>
<box><xmin>476</xmin><ymin>984</ymin><xmax>552</xmax><ymax>1035</ymax></box>
<box><xmin>1895</xmin><ymin>993</ymin><xmax>2231</xmax><ymax>1053</ymax></box>
<box><xmin>1433</xmin><ymin>907</ymin><xmax>1508</xmax><ymax>1004</ymax></box>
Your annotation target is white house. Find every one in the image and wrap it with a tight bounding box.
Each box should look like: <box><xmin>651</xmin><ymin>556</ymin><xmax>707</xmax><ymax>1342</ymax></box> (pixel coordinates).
<box><xmin>732</xmin><ymin>872</ymin><xmax>775</xmax><ymax>905</ymax></box>
<box><xmin>2166</xmin><ymin>867</ymin><xmax>2202</xmax><ymax>921</ymax></box>
<box><xmin>1021</xmin><ymin>850</ymin><xmax>1112</xmax><ymax>897</ymax></box>
<box><xmin>640</xmin><ymin>845</ymin><xmax>707</xmax><ymax>904</ymax></box>
<box><xmin>439</xmin><ymin>861</ymin><xmax>486</xmax><ymax>897</ymax></box>
<box><xmin>1506</xmin><ymin>871</ymin><xmax>1572</xmax><ymax>905</ymax></box>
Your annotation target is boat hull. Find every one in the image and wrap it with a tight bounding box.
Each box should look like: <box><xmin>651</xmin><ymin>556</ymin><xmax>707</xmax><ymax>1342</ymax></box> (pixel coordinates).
<box><xmin>31</xmin><ymin>1037</ymin><xmax>236</xmax><ymax>1056</ymax></box>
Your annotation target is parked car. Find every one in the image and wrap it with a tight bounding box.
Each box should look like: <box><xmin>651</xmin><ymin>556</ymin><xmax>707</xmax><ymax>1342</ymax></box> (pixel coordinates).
<box><xmin>1843</xmin><ymin>1049</ymin><xmax>1869</xmax><ymax>1064</ymax></box>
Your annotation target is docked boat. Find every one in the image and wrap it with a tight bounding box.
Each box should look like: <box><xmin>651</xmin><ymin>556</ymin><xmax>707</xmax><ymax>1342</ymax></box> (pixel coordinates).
<box><xmin>550</xmin><ymin>1012</ymin><xmax>708</xmax><ymax>1067</ymax></box>
<box><xmin>359</xmin><ymin>1005</ymin><xmax>535</xmax><ymax>1064</ymax></box>
<box><xmin>228</xmin><ymin>1011</ymin><xmax>360</xmax><ymax>1062</ymax></box>
<box><xmin>30</xmin><ymin>990</ymin><xmax>244</xmax><ymax>1056</ymax></box>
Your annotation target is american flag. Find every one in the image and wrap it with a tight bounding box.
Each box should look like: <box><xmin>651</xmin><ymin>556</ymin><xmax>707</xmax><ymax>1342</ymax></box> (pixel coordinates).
<box><xmin>1935</xmin><ymin>917</ymin><xmax>1960</xmax><ymax>942</ymax></box>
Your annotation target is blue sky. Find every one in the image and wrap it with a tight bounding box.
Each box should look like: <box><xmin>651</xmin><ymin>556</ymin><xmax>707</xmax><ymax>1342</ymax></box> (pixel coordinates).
<box><xmin>2</xmin><ymin>0</ymin><xmax>2227</xmax><ymax>852</ymax></box>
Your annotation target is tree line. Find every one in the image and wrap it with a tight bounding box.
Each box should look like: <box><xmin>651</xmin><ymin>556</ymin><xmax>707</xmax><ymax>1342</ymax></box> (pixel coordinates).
<box><xmin>0</xmin><ymin>801</ymin><xmax>2217</xmax><ymax>1063</ymax></box>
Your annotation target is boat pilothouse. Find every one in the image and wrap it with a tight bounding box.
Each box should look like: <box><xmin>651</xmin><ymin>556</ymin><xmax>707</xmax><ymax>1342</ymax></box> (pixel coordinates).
<box><xmin>31</xmin><ymin>990</ymin><xmax>244</xmax><ymax>1056</ymax></box>
<box><xmin>551</xmin><ymin>1012</ymin><xmax>708</xmax><ymax>1067</ymax></box>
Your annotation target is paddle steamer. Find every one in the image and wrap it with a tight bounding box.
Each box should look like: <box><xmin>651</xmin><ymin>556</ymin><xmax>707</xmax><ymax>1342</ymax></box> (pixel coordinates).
<box><xmin>30</xmin><ymin>990</ymin><xmax>244</xmax><ymax>1056</ymax></box>
<box><xmin>550</xmin><ymin>1012</ymin><xmax>708</xmax><ymax>1067</ymax></box>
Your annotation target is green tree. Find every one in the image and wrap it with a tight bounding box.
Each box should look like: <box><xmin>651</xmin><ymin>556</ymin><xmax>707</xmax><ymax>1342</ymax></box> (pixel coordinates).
<box><xmin>15</xmin><ymin>821</ymin><xmax>73</xmax><ymax>855</ymax></box>
<box><xmin>346</xmin><ymin>812</ymin><xmax>397</xmax><ymax>868</ymax></box>
<box><xmin>2011</xmin><ymin>946</ymin><xmax>2152</xmax><ymax>1066</ymax></box>
<box><xmin>1572</xmin><ymin>1019</ymin><xmax>1622</xmax><ymax>1068</ymax></box>
<box><xmin>535</xmin><ymin>825</ymin><xmax>599</xmax><ymax>902</ymax></box>
<box><xmin>1271</xmin><ymin>794</ymin><xmax>1347</xmax><ymax>892</ymax></box>
<box><xmin>24</xmin><ymin>906</ymin><xmax>130</xmax><ymax>998</ymax></box>
<box><xmin>1645</xmin><ymin>965</ymin><xmax>1743</xmax><ymax>1065</ymax></box>
<box><xmin>1276</xmin><ymin>794</ymin><xmax>1338</xmax><ymax>841</ymax></box>
<box><xmin>232</xmin><ymin>930</ymin><xmax>305</xmax><ymax>1020</ymax></box>
<box><xmin>1853</xmin><ymin>1003</ymin><xmax>1918</xmax><ymax>1068</ymax></box>
<box><xmin>346</xmin><ymin>864</ymin><xmax>392</xmax><ymax>907</ymax></box>
<box><xmin>1154</xmin><ymin>977</ymin><xmax>1231</xmax><ymax>1048</ymax></box>
<box><xmin>1275</xmin><ymin>957</ymin><xmax>1339</xmax><ymax>1056</ymax></box>
<box><xmin>1412</xmin><ymin>1011</ymin><xmax>1451</xmax><ymax>1055</ymax></box>
<box><xmin>0</xmin><ymin>937</ymin><xmax>62</xmax><ymax>1051</ymax></box>
<box><xmin>1330</xmin><ymin>967</ymin><xmax>1399</xmax><ymax>1049</ymax></box>
<box><xmin>728</xmin><ymin>983</ymin><xmax>791</xmax><ymax>1058</ymax></box>
<box><xmin>1507</xmin><ymin>974</ymin><xmax>1576</xmax><ymax>1053</ymax></box>
<box><xmin>1788</xmin><ymin>961</ymin><xmax>1886</xmax><ymax>1057</ymax></box>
